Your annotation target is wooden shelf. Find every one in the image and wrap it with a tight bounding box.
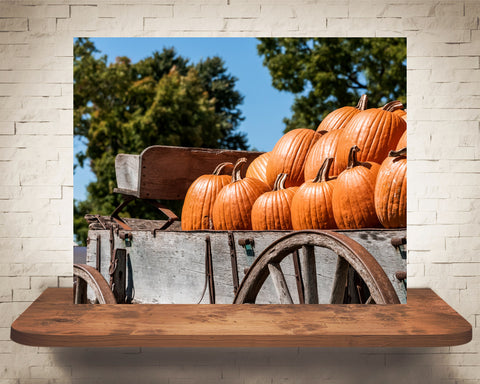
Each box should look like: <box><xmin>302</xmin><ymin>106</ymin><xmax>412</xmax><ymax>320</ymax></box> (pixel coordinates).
<box><xmin>11</xmin><ymin>288</ymin><xmax>471</xmax><ymax>348</ymax></box>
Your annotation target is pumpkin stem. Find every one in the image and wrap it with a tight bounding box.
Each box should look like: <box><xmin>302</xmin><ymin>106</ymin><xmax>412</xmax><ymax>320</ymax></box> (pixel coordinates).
<box><xmin>389</xmin><ymin>147</ymin><xmax>407</xmax><ymax>158</ymax></box>
<box><xmin>212</xmin><ymin>162</ymin><xmax>233</xmax><ymax>175</ymax></box>
<box><xmin>232</xmin><ymin>157</ymin><xmax>247</xmax><ymax>182</ymax></box>
<box><xmin>347</xmin><ymin>146</ymin><xmax>372</xmax><ymax>170</ymax></box>
<box><xmin>356</xmin><ymin>94</ymin><xmax>368</xmax><ymax>110</ymax></box>
<box><xmin>382</xmin><ymin>100</ymin><xmax>404</xmax><ymax>112</ymax></box>
<box><xmin>313</xmin><ymin>158</ymin><xmax>334</xmax><ymax>183</ymax></box>
<box><xmin>273</xmin><ymin>173</ymin><xmax>288</xmax><ymax>191</ymax></box>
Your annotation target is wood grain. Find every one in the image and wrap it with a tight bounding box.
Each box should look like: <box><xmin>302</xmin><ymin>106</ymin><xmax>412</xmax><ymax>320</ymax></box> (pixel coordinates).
<box><xmin>11</xmin><ymin>288</ymin><xmax>472</xmax><ymax>348</ymax></box>
<box><xmin>115</xmin><ymin>146</ymin><xmax>263</xmax><ymax>200</ymax></box>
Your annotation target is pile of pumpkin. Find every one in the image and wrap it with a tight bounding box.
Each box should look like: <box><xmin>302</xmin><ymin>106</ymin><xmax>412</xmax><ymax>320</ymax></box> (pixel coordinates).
<box><xmin>181</xmin><ymin>94</ymin><xmax>407</xmax><ymax>231</ymax></box>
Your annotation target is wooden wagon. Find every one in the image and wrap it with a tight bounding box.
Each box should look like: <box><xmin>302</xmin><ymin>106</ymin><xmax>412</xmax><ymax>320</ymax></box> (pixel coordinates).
<box><xmin>76</xmin><ymin>145</ymin><xmax>407</xmax><ymax>306</ymax></box>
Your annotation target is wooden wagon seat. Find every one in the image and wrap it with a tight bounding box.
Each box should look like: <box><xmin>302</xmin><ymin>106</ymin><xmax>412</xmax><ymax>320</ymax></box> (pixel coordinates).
<box><xmin>111</xmin><ymin>145</ymin><xmax>263</xmax><ymax>230</ymax></box>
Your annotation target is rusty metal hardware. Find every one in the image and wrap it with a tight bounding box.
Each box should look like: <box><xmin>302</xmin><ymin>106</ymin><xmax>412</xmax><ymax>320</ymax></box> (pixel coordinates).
<box><xmin>125</xmin><ymin>254</ymin><xmax>134</xmax><ymax>304</ymax></box>
<box><xmin>96</xmin><ymin>235</ymin><xmax>101</xmax><ymax>271</ymax></box>
<box><xmin>206</xmin><ymin>236</ymin><xmax>215</xmax><ymax>304</ymax></box>
<box><xmin>109</xmin><ymin>249</ymin><xmax>127</xmax><ymax>304</ymax></box>
<box><xmin>109</xmin><ymin>227</ymin><xmax>115</xmax><ymax>288</ymax></box>
<box><xmin>119</xmin><ymin>232</ymin><xmax>133</xmax><ymax>247</ymax></box>
<box><xmin>227</xmin><ymin>232</ymin><xmax>240</xmax><ymax>295</ymax></box>
<box><xmin>391</xmin><ymin>237</ymin><xmax>407</xmax><ymax>260</ymax></box>
<box><xmin>395</xmin><ymin>270</ymin><xmax>407</xmax><ymax>290</ymax></box>
<box><xmin>197</xmin><ymin>236</ymin><xmax>216</xmax><ymax>304</ymax></box>
<box><xmin>238</xmin><ymin>238</ymin><xmax>255</xmax><ymax>262</ymax></box>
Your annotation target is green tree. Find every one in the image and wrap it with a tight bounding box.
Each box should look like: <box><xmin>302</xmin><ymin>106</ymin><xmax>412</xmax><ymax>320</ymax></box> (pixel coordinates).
<box><xmin>74</xmin><ymin>38</ymin><xmax>247</xmax><ymax>245</ymax></box>
<box><xmin>257</xmin><ymin>38</ymin><xmax>406</xmax><ymax>132</ymax></box>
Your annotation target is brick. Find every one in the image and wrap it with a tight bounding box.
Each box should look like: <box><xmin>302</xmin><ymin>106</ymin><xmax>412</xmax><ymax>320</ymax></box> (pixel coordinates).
<box><xmin>434</xmin><ymin>2</ymin><xmax>465</xmax><ymax>17</ymax></box>
<box><xmin>0</xmin><ymin>5</ymin><xmax>69</xmax><ymax>18</ymax></box>
<box><xmin>57</xmin><ymin>6</ymin><xmax>99</xmax><ymax>32</ymax></box>
<box><xmin>58</xmin><ymin>276</ymin><xmax>73</xmax><ymax>288</ymax></box>
<box><xmin>98</xmin><ymin>4</ymin><xmax>172</xmax><ymax>18</ymax></box>
<box><xmin>144</xmin><ymin>17</ymin><xmax>225</xmax><ymax>31</ymax></box>
<box><xmin>201</xmin><ymin>4</ymin><xmax>261</xmax><ymax>18</ymax></box>
<box><xmin>0</xmin><ymin>83</ymin><xmax>62</xmax><ymax>97</ymax></box>
<box><xmin>0</xmin><ymin>69</ymin><xmax>71</xmax><ymax>83</ymax></box>
<box><xmin>0</xmin><ymin>122</ymin><xmax>14</xmax><ymax>135</ymax></box>
<box><xmin>28</xmin><ymin>18</ymin><xmax>57</xmax><ymax>33</ymax></box>
<box><xmin>0</xmin><ymin>18</ymin><xmax>28</xmax><ymax>32</ymax></box>
<box><xmin>420</xmin><ymin>29</ymin><xmax>472</xmax><ymax>44</ymax></box>
<box><xmin>452</xmin><ymin>263</ymin><xmax>480</xmax><ymax>277</ymax></box>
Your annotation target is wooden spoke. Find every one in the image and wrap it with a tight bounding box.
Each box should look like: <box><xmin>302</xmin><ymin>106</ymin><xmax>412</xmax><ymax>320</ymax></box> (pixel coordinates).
<box><xmin>268</xmin><ymin>263</ymin><xmax>293</xmax><ymax>304</ymax></box>
<box><xmin>74</xmin><ymin>276</ymin><xmax>88</xmax><ymax>304</ymax></box>
<box><xmin>300</xmin><ymin>245</ymin><xmax>318</xmax><ymax>304</ymax></box>
<box><xmin>292</xmin><ymin>250</ymin><xmax>305</xmax><ymax>304</ymax></box>
<box><xmin>330</xmin><ymin>256</ymin><xmax>349</xmax><ymax>304</ymax></box>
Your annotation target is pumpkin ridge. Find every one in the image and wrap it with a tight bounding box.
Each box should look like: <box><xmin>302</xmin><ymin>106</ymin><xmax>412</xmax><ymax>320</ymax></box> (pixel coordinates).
<box><xmin>288</xmin><ymin>131</ymin><xmax>308</xmax><ymax>183</ymax></box>
<box><xmin>395</xmin><ymin>160</ymin><xmax>407</xmax><ymax>224</ymax></box>
<box><xmin>378</xmin><ymin>112</ymin><xmax>394</xmax><ymax>159</ymax></box>
<box><xmin>238</xmin><ymin>182</ymin><xmax>249</xmax><ymax>229</ymax></box>
<box><xmin>364</xmin><ymin>110</ymin><xmax>384</xmax><ymax>161</ymax></box>
<box><xmin>200</xmin><ymin>178</ymin><xmax>211</xmax><ymax>228</ymax></box>
<box><xmin>273</xmin><ymin>191</ymin><xmax>281</xmax><ymax>228</ymax></box>
<box><xmin>193</xmin><ymin>178</ymin><xmax>207</xmax><ymax>229</ymax></box>
<box><xmin>360</xmin><ymin>169</ymin><xmax>376</xmax><ymax>227</ymax></box>
<box><xmin>388</xmin><ymin>167</ymin><xmax>399</xmax><ymax>223</ymax></box>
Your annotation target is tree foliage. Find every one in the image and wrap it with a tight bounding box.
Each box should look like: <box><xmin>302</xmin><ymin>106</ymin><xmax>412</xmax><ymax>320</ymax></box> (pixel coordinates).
<box><xmin>257</xmin><ymin>38</ymin><xmax>406</xmax><ymax>132</ymax></box>
<box><xmin>74</xmin><ymin>38</ymin><xmax>247</xmax><ymax>245</ymax></box>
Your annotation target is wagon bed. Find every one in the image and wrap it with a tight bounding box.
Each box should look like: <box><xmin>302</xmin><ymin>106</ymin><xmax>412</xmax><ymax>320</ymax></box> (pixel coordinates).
<box><xmin>79</xmin><ymin>145</ymin><xmax>407</xmax><ymax>306</ymax></box>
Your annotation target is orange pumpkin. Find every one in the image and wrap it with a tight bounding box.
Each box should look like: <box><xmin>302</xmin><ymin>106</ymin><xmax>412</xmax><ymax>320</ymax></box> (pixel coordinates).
<box><xmin>375</xmin><ymin>147</ymin><xmax>407</xmax><ymax>228</ymax></box>
<box><xmin>304</xmin><ymin>129</ymin><xmax>343</xmax><ymax>181</ymax></box>
<box><xmin>181</xmin><ymin>162</ymin><xmax>233</xmax><ymax>230</ymax></box>
<box><xmin>246</xmin><ymin>152</ymin><xmax>270</xmax><ymax>185</ymax></box>
<box><xmin>335</xmin><ymin>100</ymin><xmax>407</xmax><ymax>171</ymax></box>
<box><xmin>212</xmin><ymin>158</ymin><xmax>270</xmax><ymax>230</ymax></box>
<box><xmin>291</xmin><ymin>157</ymin><xmax>337</xmax><ymax>230</ymax></box>
<box><xmin>251</xmin><ymin>173</ymin><xmax>298</xmax><ymax>230</ymax></box>
<box><xmin>266</xmin><ymin>128</ymin><xmax>321</xmax><ymax>188</ymax></box>
<box><xmin>396</xmin><ymin>130</ymin><xmax>407</xmax><ymax>150</ymax></box>
<box><xmin>332</xmin><ymin>146</ymin><xmax>381</xmax><ymax>229</ymax></box>
<box><xmin>316</xmin><ymin>94</ymin><xmax>368</xmax><ymax>132</ymax></box>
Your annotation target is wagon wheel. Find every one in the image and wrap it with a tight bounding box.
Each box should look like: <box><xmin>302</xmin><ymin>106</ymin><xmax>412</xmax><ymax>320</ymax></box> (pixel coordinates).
<box><xmin>233</xmin><ymin>230</ymin><xmax>400</xmax><ymax>305</ymax></box>
<box><xmin>73</xmin><ymin>264</ymin><xmax>116</xmax><ymax>304</ymax></box>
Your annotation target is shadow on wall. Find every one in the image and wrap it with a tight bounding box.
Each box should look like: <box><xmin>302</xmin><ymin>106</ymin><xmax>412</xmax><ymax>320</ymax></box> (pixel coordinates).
<box><xmin>54</xmin><ymin>347</ymin><xmax>440</xmax><ymax>383</ymax></box>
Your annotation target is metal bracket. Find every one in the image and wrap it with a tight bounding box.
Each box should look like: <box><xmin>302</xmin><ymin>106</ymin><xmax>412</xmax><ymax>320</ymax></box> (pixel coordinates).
<box><xmin>238</xmin><ymin>238</ymin><xmax>255</xmax><ymax>264</ymax></box>
<box><xmin>119</xmin><ymin>232</ymin><xmax>133</xmax><ymax>247</ymax></box>
<box><xmin>391</xmin><ymin>237</ymin><xmax>407</xmax><ymax>260</ymax></box>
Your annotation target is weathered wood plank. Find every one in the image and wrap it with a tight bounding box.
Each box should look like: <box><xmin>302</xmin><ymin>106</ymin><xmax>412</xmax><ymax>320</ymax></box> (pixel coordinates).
<box><xmin>86</xmin><ymin>227</ymin><xmax>407</xmax><ymax>304</ymax></box>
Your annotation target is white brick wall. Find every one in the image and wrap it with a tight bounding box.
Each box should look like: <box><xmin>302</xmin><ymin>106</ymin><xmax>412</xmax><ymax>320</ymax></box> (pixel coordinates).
<box><xmin>1</xmin><ymin>0</ymin><xmax>479</xmax><ymax>382</ymax></box>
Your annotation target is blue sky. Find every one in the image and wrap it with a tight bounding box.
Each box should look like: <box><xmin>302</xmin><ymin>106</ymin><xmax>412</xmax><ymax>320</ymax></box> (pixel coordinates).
<box><xmin>74</xmin><ymin>37</ymin><xmax>295</xmax><ymax>201</ymax></box>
